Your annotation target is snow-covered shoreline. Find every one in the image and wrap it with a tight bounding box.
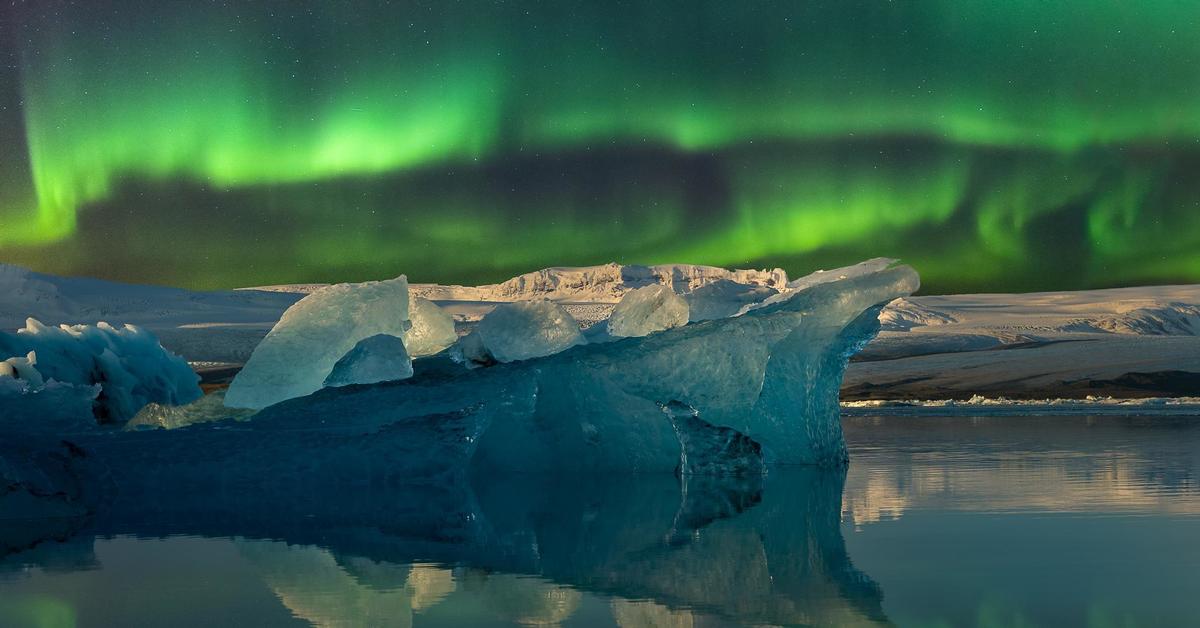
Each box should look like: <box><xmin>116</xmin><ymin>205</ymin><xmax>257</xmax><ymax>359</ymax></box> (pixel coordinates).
<box><xmin>842</xmin><ymin>395</ymin><xmax>1200</xmax><ymax>416</ymax></box>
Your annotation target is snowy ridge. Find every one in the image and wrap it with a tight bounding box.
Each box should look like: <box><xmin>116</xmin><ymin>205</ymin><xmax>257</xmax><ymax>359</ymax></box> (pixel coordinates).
<box><xmin>877</xmin><ymin>298</ymin><xmax>957</xmax><ymax>331</ymax></box>
<box><xmin>411</xmin><ymin>263</ymin><xmax>788</xmax><ymax>303</ymax></box>
<box><xmin>1060</xmin><ymin>302</ymin><xmax>1200</xmax><ymax>336</ymax></box>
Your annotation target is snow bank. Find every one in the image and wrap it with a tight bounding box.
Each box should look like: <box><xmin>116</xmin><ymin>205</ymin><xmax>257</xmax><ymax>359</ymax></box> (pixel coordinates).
<box><xmin>0</xmin><ymin>318</ymin><xmax>200</xmax><ymax>422</ymax></box>
<box><xmin>607</xmin><ymin>284</ymin><xmax>689</xmax><ymax>338</ymax></box>
<box><xmin>472</xmin><ymin>300</ymin><xmax>584</xmax><ymax>363</ymax></box>
<box><xmin>224</xmin><ymin>277</ymin><xmax>410</xmax><ymax>409</ymax></box>
<box><xmin>1061</xmin><ymin>303</ymin><xmax>1200</xmax><ymax>336</ymax></box>
<box><xmin>841</xmin><ymin>394</ymin><xmax>1200</xmax><ymax>416</ymax></box>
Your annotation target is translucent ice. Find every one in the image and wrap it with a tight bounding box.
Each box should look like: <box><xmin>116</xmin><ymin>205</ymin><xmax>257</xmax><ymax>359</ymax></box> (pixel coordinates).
<box><xmin>224</xmin><ymin>277</ymin><xmax>410</xmax><ymax>409</ymax></box>
<box><xmin>249</xmin><ymin>259</ymin><xmax>918</xmax><ymax>471</ymax></box>
<box><xmin>607</xmin><ymin>284</ymin><xmax>689</xmax><ymax>338</ymax></box>
<box><xmin>684</xmin><ymin>279</ymin><xmax>777</xmax><ymax>322</ymax></box>
<box><xmin>0</xmin><ymin>318</ymin><xmax>199</xmax><ymax>422</ymax></box>
<box><xmin>405</xmin><ymin>297</ymin><xmax>457</xmax><ymax>357</ymax></box>
<box><xmin>473</xmin><ymin>300</ymin><xmax>584</xmax><ymax>363</ymax></box>
<box><xmin>324</xmin><ymin>334</ymin><xmax>414</xmax><ymax>387</ymax></box>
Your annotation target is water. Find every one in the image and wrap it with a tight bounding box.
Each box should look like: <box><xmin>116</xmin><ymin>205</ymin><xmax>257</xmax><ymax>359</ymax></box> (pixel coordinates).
<box><xmin>2</xmin><ymin>415</ymin><xmax>1198</xmax><ymax>627</ymax></box>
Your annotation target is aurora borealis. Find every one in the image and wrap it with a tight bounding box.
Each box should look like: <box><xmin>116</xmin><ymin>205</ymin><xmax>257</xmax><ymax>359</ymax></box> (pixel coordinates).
<box><xmin>2</xmin><ymin>1</ymin><xmax>1200</xmax><ymax>291</ymax></box>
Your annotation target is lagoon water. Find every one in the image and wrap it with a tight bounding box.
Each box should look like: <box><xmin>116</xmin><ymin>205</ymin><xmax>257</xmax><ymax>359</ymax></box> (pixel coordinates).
<box><xmin>2</xmin><ymin>415</ymin><xmax>1198</xmax><ymax>627</ymax></box>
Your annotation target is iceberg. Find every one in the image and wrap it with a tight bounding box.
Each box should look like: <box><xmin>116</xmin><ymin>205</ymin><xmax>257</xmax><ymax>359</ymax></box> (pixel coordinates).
<box><xmin>0</xmin><ymin>318</ymin><xmax>200</xmax><ymax>422</ymax></box>
<box><xmin>324</xmin><ymin>334</ymin><xmax>414</xmax><ymax>387</ymax></box>
<box><xmin>1</xmin><ymin>260</ymin><xmax>915</xmax><ymax>496</ymax></box>
<box><xmin>405</xmin><ymin>297</ymin><xmax>457</xmax><ymax>357</ymax></box>
<box><xmin>472</xmin><ymin>300</ymin><xmax>585</xmax><ymax>363</ymax></box>
<box><xmin>224</xmin><ymin>277</ymin><xmax>410</xmax><ymax>409</ymax></box>
<box><xmin>607</xmin><ymin>284</ymin><xmax>689</xmax><ymax>338</ymax></box>
<box><xmin>242</xmin><ymin>259</ymin><xmax>917</xmax><ymax>471</ymax></box>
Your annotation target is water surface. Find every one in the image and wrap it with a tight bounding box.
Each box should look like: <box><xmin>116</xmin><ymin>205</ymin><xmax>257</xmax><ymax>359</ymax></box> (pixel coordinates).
<box><xmin>2</xmin><ymin>415</ymin><xmax>1198</xmax><ymax>627</ymax></box>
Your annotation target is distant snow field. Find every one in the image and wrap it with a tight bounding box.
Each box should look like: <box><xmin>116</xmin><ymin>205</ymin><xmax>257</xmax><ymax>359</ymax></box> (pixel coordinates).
<box><xmin>2</xmin><ymin>262</ymin><xmax>1199</xmax><ymax>405</ymax></box>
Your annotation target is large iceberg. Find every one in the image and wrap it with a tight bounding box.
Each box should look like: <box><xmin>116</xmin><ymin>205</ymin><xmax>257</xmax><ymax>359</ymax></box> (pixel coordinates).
<box><xmin>224</xmin><ymin>277</ymin><xmax>410</xmax><ymax>409</ymax></box>
<box><xmin>208</xmin><ymin>259</ymin><xmax>915</xmax><ymax>472</ymax></box>
<box><xmin>2</xmin><ymin>260</ymin><xmax>916</xmax><ymax>496</ymax></box>
<box><xmin>0</xmin><ymin>319</ymin><xmax>200</xmax><ymax>422</ymax></box>
<box><xmin>607</xmin><ymin>284</ymin><xmax>689</xmax><ymax>338</ymax></box>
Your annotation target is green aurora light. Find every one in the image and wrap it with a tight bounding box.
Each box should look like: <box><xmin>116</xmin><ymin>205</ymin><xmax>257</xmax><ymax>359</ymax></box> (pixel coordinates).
<box><xmin>2</xmin><ymin>0</ymin><xmax>1200</xmax><ymax>291</ymax></box>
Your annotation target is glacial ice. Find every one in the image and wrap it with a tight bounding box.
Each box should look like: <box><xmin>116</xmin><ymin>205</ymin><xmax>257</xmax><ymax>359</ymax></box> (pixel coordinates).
<box><xmin>1</xmin><ymin>260</ymin><xmax>916</xmax><ymax>493</ymax></box>
<box><xmin>472</xmin><ymin>300</ymin><xmax>585</xmax><ymax>363</ymax></box>
<box><xmin>324</xmin><ymin>334</ymin><xmax>414</xmax><ymax>387</ymax></box>
<box><xmin>683</xmin><ymin>279</ymin><xmax>778</xmax><ymax>322</ymax></box>
<box><xmin>607</xmin><ymin>284</ymin><xmax>689</xmax><ymax>338</ymax></box>
<box><xmin>0</xmin><ymin>352</ymin><xmax>43</xmax><ymax>387</ymax></box>
<box><xmin>224</xmin><ymin>276</ymin><xmax>410</xmax><ymax>409</ymax></box>
<box><xmin>405</xmin><ymin>297</ymin><xmax>458</xmax><ymax>356</ymax></box>
<box><xmin>0</xmin><ymin>318</ymin><xmax>199</xmax><ymax>422</ymax></box>
<box><xmin>235</xmin><ymin>259</ymin><xmax>918</xmax><ymax>471</ymax></box>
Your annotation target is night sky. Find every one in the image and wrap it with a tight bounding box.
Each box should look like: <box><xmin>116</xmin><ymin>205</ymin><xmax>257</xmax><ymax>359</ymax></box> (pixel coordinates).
<box><xmin>2</xmin><ymin>1</ymin><xmax>1199</xmax><ymax>292</ymax></box>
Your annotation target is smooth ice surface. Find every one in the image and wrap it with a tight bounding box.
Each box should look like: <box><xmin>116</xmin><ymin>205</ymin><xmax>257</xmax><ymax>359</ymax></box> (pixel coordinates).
<box><xmin>473</xmin><ymin>300</ymin><xmax>584</xmax><ymax>363</ymax></box>
<box><xmin>607</xmin><ymin>284</ymin><xmax>689</xmax><ymax>338</ymax></box>
<box><xmin>0</xmin><ymin>318</ymin><xmax>199</xmax><ymax>422</ymax></box>
<box><xmin>224</xmin><ymin>276</ymin><xmax>410</xmax><ymax>409</ymax></box>
<box><xmin>323</xmin><ymin>334</ymin><xmax>414</xmax><ymax>388</ymax></box>
<box><xmin>683</xmin><ymin>279</ymin><xmax>777</xmax><ymax>322</ymax></box>
<box><xmin>405</xmin><ymin>297</ymin><xmax>457</xmax><ymax>357</ymax></box>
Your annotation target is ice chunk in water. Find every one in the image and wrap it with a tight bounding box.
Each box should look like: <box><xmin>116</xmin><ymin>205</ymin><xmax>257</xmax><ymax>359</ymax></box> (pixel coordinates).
<box><xmin>473</xmin><ymin>300</ymin><xmax>584</xmax><ymax>363</ymax></box>
<box><xmin>0</xmin><ymin>319</ymin><xmax>199</xmax><ymax>422</ymax></box>
<box><xmin>406</xmin><ymin>297</ymin><xmax>457</xmax><ymax>357</ymax></box>
<box><xmin>607</xmin><ymin>284</ymin><xmax>689</xmax><ymax>338</ymax></box>
<box><xmin>225</xmin><ymin>277</ymin><xmax>410</xmax><ymax>409</ymax></box>
<box><xmin>324</xmin><ymin>334</ymin><xmax>414</xmax><ymax>387</ymax></box>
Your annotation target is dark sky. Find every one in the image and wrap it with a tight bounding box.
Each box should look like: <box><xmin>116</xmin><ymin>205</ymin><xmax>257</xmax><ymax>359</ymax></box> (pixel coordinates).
<box><xmin>2</xmin><ymin>0</ymin><xmax>1199</xmax><ymax>291</ymax></box>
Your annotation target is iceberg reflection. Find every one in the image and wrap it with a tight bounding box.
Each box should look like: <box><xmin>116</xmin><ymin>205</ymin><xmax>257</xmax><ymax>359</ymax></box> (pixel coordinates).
<box><xmin>2</xmin><ymin>469</ymin><xmax>888</xmax><ymax>626</ymax></box>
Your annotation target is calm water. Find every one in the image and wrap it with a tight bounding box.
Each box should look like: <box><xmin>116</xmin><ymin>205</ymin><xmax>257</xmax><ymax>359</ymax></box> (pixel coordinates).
<box><xmin>2</xmin><ymin>415</ymin><xmax>1198</xmax><ymax>627</ymax></box>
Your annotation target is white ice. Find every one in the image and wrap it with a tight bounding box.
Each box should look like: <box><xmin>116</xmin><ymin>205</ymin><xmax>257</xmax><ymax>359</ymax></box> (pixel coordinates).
<box><xmin>607</xmin><ymin>284</ymin><xmax>689</xmax><ymax>338</ymax></box>
<box><xmin>471</xmin><ymin>300</ymin><xmax>585</xmax><ymax>363</ymax></box>
<box><xmin>683</xmin><ymin>279</ymin><xmax>777</xmax><ymax>322</ymax></box>
<box><xmin>405</xmin><ymin>297</ymin><xmax>457</xmax><ymax>357</ymax></box>
<box><xmin>224</xmin><ymin>276</ymin><xmax>410</xmax><ymax>409</ymax></box>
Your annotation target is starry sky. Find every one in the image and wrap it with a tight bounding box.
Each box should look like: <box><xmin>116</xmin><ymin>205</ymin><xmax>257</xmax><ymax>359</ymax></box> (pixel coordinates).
<box><xmin>2</xmin><ymin>0</ymin><xmax>1199</xmax><ymax>292</ymax></box>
